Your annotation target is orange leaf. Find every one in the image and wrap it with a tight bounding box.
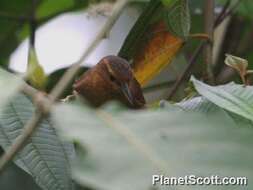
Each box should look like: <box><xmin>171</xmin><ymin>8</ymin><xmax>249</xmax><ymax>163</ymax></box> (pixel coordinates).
<box><xmin>132</xmin><ymin>21</ymin><xmax>184</xmax><ymax>86</ymax></box>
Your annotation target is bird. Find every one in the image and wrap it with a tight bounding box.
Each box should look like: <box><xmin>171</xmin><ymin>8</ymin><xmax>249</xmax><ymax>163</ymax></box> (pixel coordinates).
<box><xmin>73</xmin><ymin>55</ymin><xmax>145</xmax><ymax>108</ymax></box>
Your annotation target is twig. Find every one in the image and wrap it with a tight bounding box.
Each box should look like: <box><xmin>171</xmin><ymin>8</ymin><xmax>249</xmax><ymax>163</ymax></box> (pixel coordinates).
<box><xmin>0</xmin><ymin>113</ymin><xmax>44</xmax><ymax>169</ymax></box>
<box><xmin>188</xmin><ymin>33</ymin><xmax>210</xmax><ymax>40</ymax></box>
<box><xmin>167</xmin><ymin>42</ymin><xmax>206</xmax><ymax>100</ymax></box>
<box><xmin>0</xmin><ymin>0</ymin><xmax>129</xmax><ymax>172</ymax></box>
<box><xmin>215</xmin><ymin>0</ymin><xmax>242</xmax><ymax>27</ymax></box>
<box><xmin>29</xmin><ymin>0</ymin><xmax>38</xmax><ymax>46</ymax></box>
<box><xmin>214</xmin><ymin>0</ymin><xmax>231</xmax><ymax>27</ymax></box>
<box><xmin>203</xmin><ymin>0</ymin><xmax>215</xmax><ymax>84</ymax></box>
<box><xmin>49</xmin><ymin>0</ymin><xmax>129</xmax><ymax>101</ymax></box>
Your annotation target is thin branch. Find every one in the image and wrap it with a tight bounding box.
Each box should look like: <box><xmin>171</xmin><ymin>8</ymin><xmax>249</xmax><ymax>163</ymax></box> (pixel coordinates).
<box><xmin>167</xmin><ymin>42</ymin><xmax>206</xmax><ymax>100</ymax></box>
<box><xmin>49</xmin><ymin>0</ymin><xmax>129</xmax><ymax>102</ymax></box>
<box><xmin>214</xmin><ymin>0</ymin><xmax>231</xmax><ymax>27</ymax></box>
<box><xmin>29</xmin><ymin>0</ymin><xmax>38</xmax><ymax>47</ymax></box>
<box><xmin>215</xmin><ymin>0</ymin><xmax>242</xmax><ymax>27</ymax></box>
<box><xmin>203</xmin><ymin>0</ymin><xmax>215</xmax><ymax>84</ymax></box>
<box><xmin>188</xmin><ymin>33</ymin><xmax>210</xmax><ymax>40</ymax></box>
<box><xmin>0</xmin><ymin>113</ymin><xmax>44</xmax><ymax>170</ymax></box>
<box><xmin>0</xmin><ymin>0</ymin><xmax>129</xmax><ymax>173</ymax></box>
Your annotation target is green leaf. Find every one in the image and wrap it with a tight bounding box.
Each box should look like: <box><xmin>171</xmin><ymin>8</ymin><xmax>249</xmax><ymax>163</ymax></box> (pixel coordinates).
<box><xmin>191</xmin><ymin>76</ymin><xmax>253</xmax><ymax>121</ymax></box>
<box><xmin>36</xmin><ymin>0</ymin><xmax>75</xmax><ymax>19</ymax></box>
<box><xmin>161</xmin><ymin>0</ymin><xmax>174</xmax><ymax>8</ymax></box>
<box><xmin>168</xmin><ymin>96</ymin><xmax>253</xmax><ymax>130</ymax></box>
<box><xmin>53</xmin><ymin>102</ymin><xmax>253</xmax><ymax>190</ymax></box>
<box><xmin>27</xmin><ymin>47</ymin><xmax>47</xmax><ymax>89</ymax></box>
<box><xmin>0</xmin><ymin>93</ymin><xmax>74</xmax><ymax>190</ymax></box>
<box><xmin>36</xmin><ymin>0</ymin><xmax>89</xmax><ymax>20</ymax></box>
<box><xmin>165</xmin><ymin>0</ymin><xmax>191</xmax><ymax>39</ymax></box>
<box><xmin>0</xmin><ymin>68</ymin><xmax>23</xmax><ymax>109</ymax></box>
<box><xmin>176</xmin><ymin>96</ymin><xmax>223</xmax><ymax>114</ymax></box>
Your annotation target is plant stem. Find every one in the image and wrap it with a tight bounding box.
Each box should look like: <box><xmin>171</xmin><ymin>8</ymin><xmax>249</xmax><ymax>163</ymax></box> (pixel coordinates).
<box><xmin>29</xmin><ymin>0</ymin><xmax>38</xmax><ymax>47</ymax></box>
<box><xmin>167</xmin><ymin>42</ymin><xmax>206</xmax><ymax>100</ymax></box>
<box><xmin>215</xmin><ymin>0</ymin><xmax>242</xmax><ymax>27</ymax></box>
<box><xmin>203</xmin><ymin>0</ymin><xmax>215</xmax><ymax>84</ymax></box>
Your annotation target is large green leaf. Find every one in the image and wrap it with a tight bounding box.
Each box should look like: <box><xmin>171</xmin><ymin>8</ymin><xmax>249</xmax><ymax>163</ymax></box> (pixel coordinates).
<box><xmin>0</xmin><ymin>93</ymin><xmax>74</xmax><ymax>190</ymax></box>
<box><xmin>174</xmin><ymin>96</ymin><xmax>253</xmax><ymax>129</ymax></box>
<box><xmin>175</xmin><ymin>96</ymin><xmax>223</xmax><ymax>114</ymax></box>
<box><xmin>0</xmin><ymin>68</ymin><xmax>23</xmax><ymax>109</ymax></box>
<box><xmin>53</xmin><ymin>102</ymin><xmax>253</xmax><ymax>190</ymax></box>
<box><xmin>191</xmin><ymin>77</ymin><xmax>253</xmax><ymax>122</ymax></box>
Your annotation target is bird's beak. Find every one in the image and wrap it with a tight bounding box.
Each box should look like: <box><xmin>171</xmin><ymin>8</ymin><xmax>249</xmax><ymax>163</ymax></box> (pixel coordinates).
<box><xmin>120</xmin><ymin>83</ymin><xmax>134</xmax><ymax>106</ymax></box>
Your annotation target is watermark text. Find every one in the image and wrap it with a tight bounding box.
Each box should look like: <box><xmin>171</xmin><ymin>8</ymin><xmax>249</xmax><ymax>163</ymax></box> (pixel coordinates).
<box><xmin>152</xmin><ymin>175</ymin><xmax>248</xmax><ymax>186</ymax></box>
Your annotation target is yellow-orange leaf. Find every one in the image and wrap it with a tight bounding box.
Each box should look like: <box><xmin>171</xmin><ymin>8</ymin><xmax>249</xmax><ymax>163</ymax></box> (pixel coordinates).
<box><xmin>132</xmin><ymin>21</ymin><xmax>184</xmax><ymax>86</ymax></box>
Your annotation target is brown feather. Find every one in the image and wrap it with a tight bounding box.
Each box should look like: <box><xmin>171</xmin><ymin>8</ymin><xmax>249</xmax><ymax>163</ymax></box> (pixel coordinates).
<box><xmin>73</xmin><ymin>55</ymin><xmax>145</xmax><ymax>108</ymax></box>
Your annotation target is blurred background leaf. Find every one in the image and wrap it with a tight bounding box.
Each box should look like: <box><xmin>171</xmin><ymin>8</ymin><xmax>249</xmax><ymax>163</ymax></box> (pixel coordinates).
<box><xmin>53</xmin><ymin>99</ymin><xmax>253</xmax><ymax>190</ymax></box>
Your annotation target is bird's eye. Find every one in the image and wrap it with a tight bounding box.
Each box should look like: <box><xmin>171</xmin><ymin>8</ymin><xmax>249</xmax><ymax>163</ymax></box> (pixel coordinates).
<box><xmin>109</xmin><ymin>74</ymin><xmax>116</xmax><ymax>82</ymax></box>
<box><xmin>109</xmin><ymin>74</ymin><xmax>121</xmax><ymax>86</ymax></box>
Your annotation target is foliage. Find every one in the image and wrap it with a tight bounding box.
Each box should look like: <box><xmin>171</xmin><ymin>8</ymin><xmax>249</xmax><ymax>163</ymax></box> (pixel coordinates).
<box><xmin>0</xmin><ymin>93</ymin><xmax>74</xmax><ymax>190</ymax></box>
<box><xmin>52</xmin><ymin>97</ymin><xmax>253</xmax><ymax>190</ymax></box>
<box><xmin>1</xmin><ymin>69</ymin><xmax>253</xmax><ymax>189</ymax></box>
<box><xmin>1</xmin><ymin>0</ymin><xmax>253</xmax><ymax>190</ymax></box>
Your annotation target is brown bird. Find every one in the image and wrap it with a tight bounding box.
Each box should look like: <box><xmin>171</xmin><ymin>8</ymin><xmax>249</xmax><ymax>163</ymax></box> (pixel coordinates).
<box><xmin>73</xmin><ymin>55</ymin><xmax>145</xmax><ymax>108</ymax></box>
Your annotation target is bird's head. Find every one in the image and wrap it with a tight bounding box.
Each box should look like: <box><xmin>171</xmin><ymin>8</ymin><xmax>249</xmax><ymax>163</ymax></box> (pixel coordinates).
<box><xmin>100</xmin><ymin>56</ymin><xmax>136</xmax><ymax>106</ymax></box>
<box><xmin>73</xmin><ymin>55</ymin><xmax>145</xmax><ymax>108</ymax></box>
